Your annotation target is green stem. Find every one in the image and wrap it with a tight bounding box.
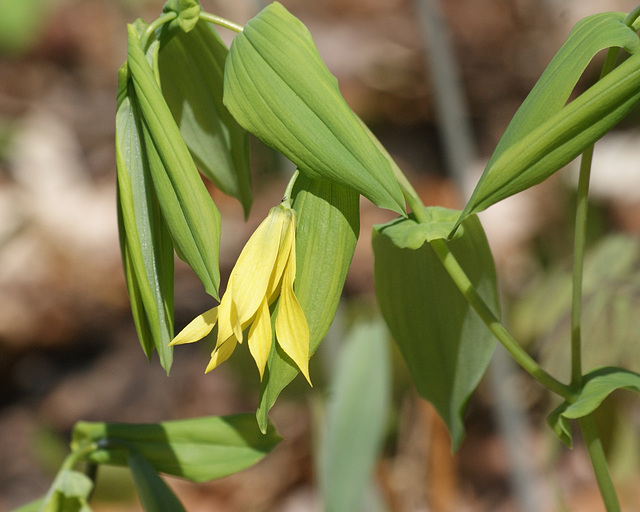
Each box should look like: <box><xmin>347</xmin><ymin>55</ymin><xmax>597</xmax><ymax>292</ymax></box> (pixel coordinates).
<box><xmin>429</xmin><ymin>237</ymin><xmax>574</xmax><ymax>400</ymax></box>
<box><xmin>624</xmin><ymin>5</ymin><xmax>640</xmax><ymax>27</ymax></box>
<box><xmin>571</xmin><ymin>146</ymin><xmax>592</xmax><ymax>387</ymax></box>
<box><xmin>199</xmin><ymin>12</ymin><xmax>244</xmax><ymax>33</ymax></box>
<box><xmin>282</xmin><ymin>169</ymin><xmax>300</xmax><ymax>208</ymax></box>
<box><xmin>391</xmin><ymin>160</ymin><xmax>573</xmax><ymax>399</ymax></box>
<box><xmin>579</xmin><ymin>415</ymin><xmax>621</xmax><ymax>512</ymax></box>
<box><xmin>140</xmin><ymin>11</ymin><xmax>177</xmax><ymax>50</ymax></box>
<box><xmin>570</xmin><ymin>29</ymin><xmax>634</xmax><ymax>387</ymax></box>
<box><xmin>60</xmin><ymin>442</ymin><xmax>99</xmax><ymax>472</ymax></box>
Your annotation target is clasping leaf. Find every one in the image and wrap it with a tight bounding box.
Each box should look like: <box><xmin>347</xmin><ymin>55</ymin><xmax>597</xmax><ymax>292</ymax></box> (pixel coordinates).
<box><xmin>127</xmin><ymin>24</ymin><xmax>221</xmax><ymax>299</ymax></box>
<box><xmin>373</xmin><ymin>208</ymin><xmax>499</xmax><ymax>449</ymax></box>
<box><xmin>458</xmin><ymin>12</ymin><xmax>640</xmax><ymax>228</ymax></box>
<box><xmin>548</xmin><ymin>367</ymin><xmax>640</xmax><ymax>447</ymax></box>
<box><xmin>158</xmin><ymin>20</ymin><xmax>252</xmax><ymax>217</ymax></box>
<box><xmin>223</xmin><ymin>2</ymin><xmax>405</xmax><ymax>214</ymax></box>
<box><xmin>72</xmin><ymin>414</ymin><xmax>281</xmax><ymax>483</ymax></box>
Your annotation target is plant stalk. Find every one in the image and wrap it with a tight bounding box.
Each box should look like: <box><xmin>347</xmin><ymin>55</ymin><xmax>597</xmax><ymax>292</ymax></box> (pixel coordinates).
<box><xmin>579</xmin><ymin>415</ymin><xmax>621</xmax><ymax>512</ymax></box>
<box><xmin>430</xmin><ymin>237</ymin><xmax>574</xmax><ymax>401</ymax></box>
<box><xmin>570</xmin><ymin>146</ymin><xmax>592</xmax><ymax>388</ymax></box>
<box><xmin>199</xmin><ymin>12</ymin><xmax>244</xmax><ymax>33</ymax></box>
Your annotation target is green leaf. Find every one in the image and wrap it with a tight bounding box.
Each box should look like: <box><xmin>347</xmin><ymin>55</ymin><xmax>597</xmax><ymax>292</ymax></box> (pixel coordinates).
<box><xmin>318</xmin><ymin>321</ymin><xmax>391</xmax><ymax>512</ymax></box>
<box><xmin>564</xmin><ymin>367</ymin><xmax>640</xmax><ymax>419</ymax></box>
<box><xmin>158</xmin><ymin>21</ymin><xmax>252</xmax><ymax>217</ymax></box>
<box><xmin>40</xmin><ymin>470</ymin><xmax>93</xmax><ymax>512</ymax></box>
<box><xmin>116</xmin><ymin>62</ymin><xmax>175</xmax><ymax>372</ymax></box>
<box><xmin>127</xmin><ymin>24</ymin><xmax>221</xmax><ymax>299</ymax></box>
<box><xmin>458</xmin><ymin>12</ymin><xmax>640</xmax><ymax>226</ymax></box>
<box><xmin>547</xmin><ymin>402</ymin><xmax>573</xmax><ymax>448</ymax></box>
<box><xmin>162</xmin><ymin>0</ymin><xmax>201</xmax><ymax>33</ymax></box>
<box><xmin>128</xmin><ymin>451</ymin><xmax>186</xmax><ymax>512</ymax></box>
<box><xmin>548</xmin><ymin>367</ymin><xmax>640</xmax><ymax>447</ymax></box>
<box><xmin>256</xmin><ymin>174</ymin><xmax>360</xmax><ymax>432</ymax></box>
<box><xmin>373</xmin><ymin>208</ymin><xmax>499</xmax><ymax>450</ymax></box>
<box><xmin>223</xmin><ymin>2</ymin><xmax>405</xmax><ymax>214</ymax></box>
<box><xmin>72</xmin><ymin>414</ymin><xmax>281</xmax><ymax>483</ymax></box>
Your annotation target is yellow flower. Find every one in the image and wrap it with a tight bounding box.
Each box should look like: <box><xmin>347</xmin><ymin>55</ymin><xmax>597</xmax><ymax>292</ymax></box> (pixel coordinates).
<box><xmin>170</xmin><ymin>204</ymin><xmax>311</xmax><ymax>384</ymax></box>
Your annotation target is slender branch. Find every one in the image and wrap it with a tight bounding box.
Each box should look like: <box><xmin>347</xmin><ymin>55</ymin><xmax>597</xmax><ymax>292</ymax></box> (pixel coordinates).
<box><xmin>571</xmin><ymin>147</ymin><xmax>592</xmax><ymax>387</ymax></box>
<box><xmin>430</xmin><ymin>238</ymin><xmax>575</xmax><ymax>401</ymax></box>
<box><xmin>140</xmin><ymin>12</ymin><xmax>177</xmax><ymax>50</ymax></box>
<box><xmin>282</xmin><ymin>169</ymin><xmax>300</xmax><ymax>207</ymax></box>
<box><xmin>199</xmin><ymin>12</ymin><xmax>244</xmax><ymax>33</ymax></box>
<box><xmin>570</xmin><ymin>30</ymin><xmax>633</xmax><ymax>386</ymax></box>
<box><xmin>579</xmin><ymin>415</ymin><xmax>621</xmax><ymax>512</ymax></box>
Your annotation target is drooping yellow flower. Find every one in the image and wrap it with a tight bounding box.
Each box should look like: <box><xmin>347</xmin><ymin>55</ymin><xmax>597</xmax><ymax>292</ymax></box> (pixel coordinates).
<box><xmin>170</xmin><ymin>204</ymin><xmax>311</xmax><ymax>384</ymax></box>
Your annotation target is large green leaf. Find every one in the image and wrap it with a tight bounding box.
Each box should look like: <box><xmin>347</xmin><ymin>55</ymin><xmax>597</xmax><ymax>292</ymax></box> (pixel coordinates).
<box><xmin>72</xmin><ymin>414</ymin><xmax>280</xmax><ymax>483</ymax></box>
<box><xmin>116</xmin><ymin>61</ymin><xmax>175</xmax><ymax>372</ymax></box>
<box><xmin>223</xmin><ymin>2</ymin><xmax>405</xmax><ymax>214</ymax></box>
<box><xmin>318</xmin><ymin>321</ymin><xmax>391</xmax><ymax>512</ymax></box>
<box><xmin>127</xmin><ymin>24</ymin><xmax>221</xmax><ymax>298</ymax></box>
<box><xmin>158</xmin><ymin>21</ymin><xmax>252</xmax><ymax>216</ymax></box>
<box><xmin>458</xmin><ymin>12</ymin><xmax>640</xmax><ymax>225</ymax></box>
<box><xmin>548</xmin><ymin>367</ymin><xmax>640</xmax><ymax>447</ymax></box>
<box><xmin>256</xmin><ymin>174</ymin><xmax>360</xmax><ymax>432</ymax></box>
<box><xmin>373</xmin><ymin>208</ymin><xmax>499</xmax><ymax>450</ymax></box>
<box><xmin>127</xmin><ymin>451</ymin><xmax>186</xmax><ymax>512</ymax></box>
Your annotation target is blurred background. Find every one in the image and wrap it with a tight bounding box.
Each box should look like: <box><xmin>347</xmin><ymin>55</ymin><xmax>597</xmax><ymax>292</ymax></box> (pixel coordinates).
<box><xmin>2</xmin><ymin>0</ymin><xmax>640</xmax><ymax>510</ymax></box>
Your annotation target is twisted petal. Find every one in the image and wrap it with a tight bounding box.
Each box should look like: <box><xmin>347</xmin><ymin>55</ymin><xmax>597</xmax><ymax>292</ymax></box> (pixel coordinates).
<box><xmin>267</xmin><ymin>208</ymin><xmax>294</xmax><ymax>302</ymax></box>
<box><xmin>217</xmin><ymin>280</ymin><xmax>243</xmax><ymax>345</ymax></box>
<box><xmin>275</xmin><ymin>236</ymin><xmax>311</xmax><ymax>385</ymax></box>
<box><xmin>169</xmin><ymin>307</ymin><xmax>218</xmax><ymax>346</ymax></box>
<box><xmin>229</xmin><ymin>206</ymin><xmax>285</xmax><ymax>325</ymax></box>
<box><xmin>205</xmin><ymin>336</ymin><xmax>238</xmax><ymax>373</ymax></box>
<box><xmin>248</xmin><ymin>296</ymin><xmax>273</xmax><ymax>379</ymax></box>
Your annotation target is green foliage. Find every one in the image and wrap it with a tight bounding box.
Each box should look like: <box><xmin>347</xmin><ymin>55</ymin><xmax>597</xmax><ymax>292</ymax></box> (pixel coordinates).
<box><xmin>72</xmin><ymin>415</ymin><xmax>281</xmax><ymax>483</ymax></box>
<box><xmin>116</xmin><ymin>59</ymin><xmax>175</xmax><ymax>371</ymax></box>
<box><xmin>104</xmin><ymin>2</ymin><xmax>640</xmax><ymax>510</ymax></box>
<box><xmin>257</xmin><ymin>173</ymin><xmax>360</xmax><ymax>432</ymax></box>
<box><xmin>549</xmin><ymin>367</ymin><xmax>640</xmax><ymax>447</ymax></box>
<box><xmin>127</xmin><ymin>452</ymin><xmax>186</xmax><ymax>512</ymax></box>
<box><xmin>373</xmin><ymin>208</ymin><xmax>499</xmax><ymax>449</ymax></box>
<box><xmin>223</xmin><ymin>2</ymin><xmax>406</xmax><ymax>214</ymax></box>
<box><xmin>318</xmin><ymin>321</ymin><xmax>391</xmax><ymax>512</ymax></box>
<box><xmin>458</xmin><ymin>12</ymin><xmax>640</xmax><ymax>227</ymax></box>
<box><xmin>126</xmin><ymin>24</ymin><xmax>222</xmax><ymax>298</ymax></box>
<box><xmin>158</xmin><ymin>21</ymin><xmax>252</xmax><ymax>216</ymax></box>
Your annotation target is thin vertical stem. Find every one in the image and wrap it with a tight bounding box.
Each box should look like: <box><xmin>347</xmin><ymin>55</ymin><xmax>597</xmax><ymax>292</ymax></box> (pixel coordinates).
<box><xmin>570</xmin><ymin>147</ymin><xmax>592</xmax><ymax>387</ymax></box>
<box><xmin>579</xmin><ymin>415</ymin><xmax>621</xmax><ymax>512</ymax></box>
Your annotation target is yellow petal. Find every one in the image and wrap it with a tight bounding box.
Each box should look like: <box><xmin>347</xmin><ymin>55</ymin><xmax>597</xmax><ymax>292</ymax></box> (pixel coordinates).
<box><xmin>216</xmin><ymin>282</ymin><xmax>244</xmax><ymax>345</ymax></box>
<box><xmin>205</xmin><ymin>336</ymin><xmax>238</xmax><ymax>373</ymax></box>
<box><xmin>247</xmin><ymin>296</ymin><xmax>273</xmax><ymax>380</ymax></box>
<box><xmin>275</xmin><ymin>242</ymin><xmax>311</xmax><ymax>385</ymax></box>
<box><xmin>169</xmin><ymin>307</ymin><xmax>218</xmax><ymax>346</ymax></box>
<box><xmin>229</xmin><ymin>206</ymin><xmax>285</xmax><ymax>325</ymax></box>
<box><xmin>266</xmin><ymin>208</ymin><xmax>294</xmax><ymax>302</ymax></box>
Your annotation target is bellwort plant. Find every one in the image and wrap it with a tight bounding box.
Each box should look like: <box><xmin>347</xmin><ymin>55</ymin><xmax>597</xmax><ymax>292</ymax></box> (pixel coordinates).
<box><xmin>17</xmin><ymin>1</ymin><xmax>640</xmax><ymax>510</ymax></box>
